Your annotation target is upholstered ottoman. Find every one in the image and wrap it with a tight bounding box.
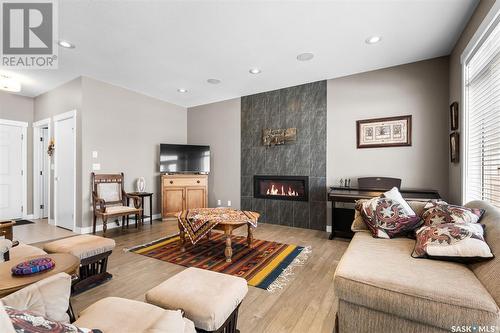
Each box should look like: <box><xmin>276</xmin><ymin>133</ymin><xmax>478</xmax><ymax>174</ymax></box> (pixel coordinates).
<box><xmin>146</xmin><ymin>267</ymin><xmax>248</xmax><ymax>333</ymax></box>
<box><xmin>43</xmin><ymin>235</ymin><xmax>115</xmax><ymax>293</ymax></box>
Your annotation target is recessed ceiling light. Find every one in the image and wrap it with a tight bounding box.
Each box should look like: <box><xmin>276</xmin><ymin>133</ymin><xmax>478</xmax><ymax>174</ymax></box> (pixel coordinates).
<box><xmin>297</xmin><ymin>52</ymin><xmax>314</xmax><ymax>61</ymax></box>
<box><xmin>58</xmin><ymin>40</ymin><xmax>75</xmax><ymax>48</ymax></box>
<box><xmin>365</xmin><ymin>36</ymin><xmax>382</xmax><ymax>44</ymax></box>
<box><xmin>177</xmin><ymin>88</ymin><xmax>188</xmax><ymax>93</ymax></box>
<box><xmin>0</xmin><ymin>75</ymin><xmax>21</xmax><ymax>92</ymax></box>
<box><xmin>249</xmin><ymin>68</ymin><xmax>261</xmax><ymax>74</ymax></box>
<box><xmin>207</xmin><ymin>78</ymin><xmax>221</xmax><ymax>84</ymax></box>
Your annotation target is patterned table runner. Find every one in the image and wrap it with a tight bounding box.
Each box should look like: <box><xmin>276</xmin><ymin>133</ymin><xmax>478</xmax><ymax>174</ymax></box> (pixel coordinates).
<box><xmin>177</xmin><ymin>208</ymin><xmax>259</xmax><ymax>245</ymax></box>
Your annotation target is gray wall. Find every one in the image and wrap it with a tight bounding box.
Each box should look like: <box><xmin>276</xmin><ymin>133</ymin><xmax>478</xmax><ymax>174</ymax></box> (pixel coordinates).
<box><xmin>327</xmin><ymin>57</ymin><xmax>450</xmax><ymax>213</ymax></box>
<box><xmin>448</xmin><ymin>0</ymin><xmax>496</xmax><ymax>204</ymax></box>
<box><xmin>187</xmin><ymin>98</ymin><xmax>241</xmax><ymax>209</ymax></box>
<box><xmin>80</xmin><ymin>77</ymin><xmax>187</xmax><ymax>229</ymax></box>
<box><xmin>0</xmin><ymin>91</ymin><xmax>34</xmax><ymax>215</ymax></box>
<box><xmin>34</xmin><ymin>77</ymin><xmax>83</xmax><ymax>222</ymax></box>
<box><xmin>241</xmin><ymin>81</ymin><xmax>327</xmax><ymax>231</ymax></box>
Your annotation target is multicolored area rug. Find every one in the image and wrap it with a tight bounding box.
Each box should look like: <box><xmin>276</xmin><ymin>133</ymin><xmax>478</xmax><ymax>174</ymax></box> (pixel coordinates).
<box><xmin>127</xmin><ymin>232</ymin><xmax>311</xmax><ymax>291</ymax></box>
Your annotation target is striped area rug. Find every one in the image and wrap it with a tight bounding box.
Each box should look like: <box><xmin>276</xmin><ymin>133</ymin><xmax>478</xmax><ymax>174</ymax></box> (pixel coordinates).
<box><xmin>128</xmin><ymin>232</ymin><xmax>310</xmax><ymax>291</ymax></box>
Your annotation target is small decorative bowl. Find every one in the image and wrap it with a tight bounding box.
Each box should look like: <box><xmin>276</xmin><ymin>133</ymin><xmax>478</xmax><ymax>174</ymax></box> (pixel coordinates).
<box><xmin>11</xmin><ymin>257</ymin><xmax>56</xmax><ymax>276</ymax></box>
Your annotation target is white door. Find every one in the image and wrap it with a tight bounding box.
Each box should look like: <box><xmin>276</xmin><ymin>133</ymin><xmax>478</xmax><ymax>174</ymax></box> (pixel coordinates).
<box><xmin>0</xmin><ymin>124</ymin><xmax>23</xmax><ymax>219</ymax></box>
<box><xmin>40</xmin><ymin>127</ymin><xmax>49</xmax><ymax>218</ymax></box>
<box><xmin>54</xmin><ymin>114</ymin><xmax>75</xmax><ymax>230</ymax></box>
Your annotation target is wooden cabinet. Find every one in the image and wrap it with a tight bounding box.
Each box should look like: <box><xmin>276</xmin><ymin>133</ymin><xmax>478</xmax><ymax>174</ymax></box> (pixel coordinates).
<box><xmin>161</xmin><ymin>174</ymin><xmax>208</xmax><ymax>218</ymax></box>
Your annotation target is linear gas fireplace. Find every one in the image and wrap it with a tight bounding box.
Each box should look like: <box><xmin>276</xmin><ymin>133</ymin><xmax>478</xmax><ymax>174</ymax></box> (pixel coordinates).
<box><xmin>254</xmin><ymin>175</ymin><xmax>309</xmax><ymax>201</ymax></box>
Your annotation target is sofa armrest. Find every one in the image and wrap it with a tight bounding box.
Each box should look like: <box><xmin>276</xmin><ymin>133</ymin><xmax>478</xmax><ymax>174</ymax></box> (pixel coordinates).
<box><xmin>1</xmin><ymin>273</ymin><xmax>72</xmax><ymax>323</ymax></box>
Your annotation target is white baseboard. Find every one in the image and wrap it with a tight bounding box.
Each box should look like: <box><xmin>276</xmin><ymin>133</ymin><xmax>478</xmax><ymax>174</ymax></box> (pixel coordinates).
<box><xmin>23</xmin><ymin>214</ymin><xmax>34</xmax><ymax>219</ymax></box>
<box><xmin>76</xmin><ymin>213</ymin><xmax>162</xmax><ymax>234</ymax></box>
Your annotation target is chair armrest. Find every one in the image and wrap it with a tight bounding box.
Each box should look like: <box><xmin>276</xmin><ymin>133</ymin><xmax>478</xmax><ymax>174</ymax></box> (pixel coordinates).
<box><xmin>1</xmin><ymin>273</ymin><xmax>72</xmax><ymax>323</ymax></box>
<box><xmin>123</xmin><ymin>191</ymin><xmax>142</xmax><ymax>209</ymax></box>
<box><xmin>92</xmin><ymin>191</ymin><xmax>107</xmax><ymax>213</ymax></box>
<box><xmin>0</xmin><ymin>239</ymin><xmax>12</xmax><ymax>263</ymax></box>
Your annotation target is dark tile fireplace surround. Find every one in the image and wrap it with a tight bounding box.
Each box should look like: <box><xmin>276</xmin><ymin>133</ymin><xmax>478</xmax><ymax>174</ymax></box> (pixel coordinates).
<box><xmin>241</xmin><ymin>81</ymin><xmax>327</xmax><ymax>231</ymax></box>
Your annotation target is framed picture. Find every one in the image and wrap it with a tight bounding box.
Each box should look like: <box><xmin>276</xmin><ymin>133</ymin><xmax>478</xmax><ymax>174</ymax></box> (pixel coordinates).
<box><xmin>356</xmin><ymin>115</ymin><xmax>412</xmax><ymax>148</ymax></box>
<box><xmin>450</xmin><ymin>132</ymin><xmax>459</xmax><ymax>163</ymax></box>
<box><xmin>450</xmin><ymin>102</ymin><xmax>459</xmax><ymax>130</ymax></box>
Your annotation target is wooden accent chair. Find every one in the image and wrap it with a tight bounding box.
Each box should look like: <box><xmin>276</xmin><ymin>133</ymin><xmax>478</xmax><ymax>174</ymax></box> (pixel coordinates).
<box><xmin>91</xmin><ymin>173</ymin><xmax>143</xmax><ymax>235</ymax></box>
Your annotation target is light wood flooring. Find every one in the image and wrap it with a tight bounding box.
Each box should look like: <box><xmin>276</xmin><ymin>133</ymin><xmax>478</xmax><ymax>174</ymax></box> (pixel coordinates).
<box><xmin>37</xmin><ymin>220</ymin><xmax>350</xmax><ymax>333</ymax></box>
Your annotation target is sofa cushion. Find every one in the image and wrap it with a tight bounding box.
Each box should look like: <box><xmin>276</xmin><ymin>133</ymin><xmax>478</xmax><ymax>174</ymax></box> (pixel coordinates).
<box><xmin>358</xmin><ymin>188</ymin><xmax>422</xmax><ymax>238</ymax></box>
<box><xmin>466</xmin><ymin>200</ymin><xmax>500</xmax><ymax>307</ymax></box>
<box><xmin>334</xmin><ymin>232</ymin><xmax>500</xmax><ymax>329</ymax></box>
<box><xmin>145</xmin><ymin>267</ymin><xmax>248</xmax><ymax>331</ymax></box>
<box><xmin>74</xmin><ymin>297</ymin><xmax>195</xmax><ymax>333</ymax></box>
<box><xmin>9</xmin><ymin>243</ymin><xmax>47</xmax><ymax>261</ymax></box>
<box><xmin>421</xmin><ymin>200</ymin><xmax>484</xmax><ymax>226</ymax></box>
<box><xmin>43</xmin><ymin>235</ymin><xmax>116</xmax><ymax>260</ymax></box>
<box><xmin>412</xmin><ymin>223</ymin><xmax>493</xmax><ymax>262</ymax></box>
<box><xmin>0</xmin><ymin>301</ymin><xmax>15</xmax><ymax>333</ymax></box>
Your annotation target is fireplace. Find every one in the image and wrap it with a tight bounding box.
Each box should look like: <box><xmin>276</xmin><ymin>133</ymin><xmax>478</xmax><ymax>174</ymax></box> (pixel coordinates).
<box><xmin>254</xmin><ymin>175</ymin><xmax>309</xmax><ymax>201</ymax></box>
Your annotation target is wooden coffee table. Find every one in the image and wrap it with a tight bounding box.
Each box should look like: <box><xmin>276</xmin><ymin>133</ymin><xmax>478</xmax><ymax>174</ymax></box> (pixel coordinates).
<box><xmin>179</xmin><ymin>212</ymin><xmax>260</xmax><ymax>263</ymax></box>
<box><xmin>0</xmin><ymin>253</ymin><xmax>80</xmax><ymax>297</ymax></box>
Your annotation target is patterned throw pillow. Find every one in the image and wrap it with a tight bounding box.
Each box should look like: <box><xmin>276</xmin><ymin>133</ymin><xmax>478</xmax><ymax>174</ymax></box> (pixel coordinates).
<box><xmin>412</xmin><ymin>223</ymin><xmax>494</xmax><ymax>262</ymax></box>
<box><xmin>359</xmin><ymin>187</ymin><xmax>422</xmax><ymax>238</ymax></box>
<box><xmin>420</xmin><ymin>200</ymin><xmax>484</xmax><ymax>226</ymax></box>
<box><xmin>5</xmin><ymin>306</ymin><xmax>99</xmax><ymax>333</ymax></box>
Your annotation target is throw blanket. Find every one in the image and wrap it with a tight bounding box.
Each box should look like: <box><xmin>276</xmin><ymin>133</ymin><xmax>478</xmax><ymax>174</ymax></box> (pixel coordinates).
<box><xmin>177</xmin><ymin>208</ymin><xmax>259</xmax><ymax>245</ymax></box>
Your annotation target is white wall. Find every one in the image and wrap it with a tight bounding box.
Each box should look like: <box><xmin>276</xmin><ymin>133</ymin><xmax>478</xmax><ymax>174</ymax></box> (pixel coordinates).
<box><xmin>81</xmin><ymin>77</ymin><xmax>187</xmax><ymax>228</ymax></box>
<box><xmin>187</xmin><ymin>98</ymin><xmax>241</xmax><ymax>209</ymax></box>
<box><xmin>327</xmin><ymin>57</ymin><xmax>450</xmax><ymax>212</ymax></box>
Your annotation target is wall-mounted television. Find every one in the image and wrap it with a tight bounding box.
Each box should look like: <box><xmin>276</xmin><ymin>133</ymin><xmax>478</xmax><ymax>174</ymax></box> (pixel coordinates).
<box><xmin>159</xmin><ymin>144</ymin><xmax>210</xmax><ymax>174</ymax></box>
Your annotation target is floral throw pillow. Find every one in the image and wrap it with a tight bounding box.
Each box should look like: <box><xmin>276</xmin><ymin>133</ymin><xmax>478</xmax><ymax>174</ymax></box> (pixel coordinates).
<box><xmin>412</xmin><ymin>223</ymin><xmax>494</xmax><ymax>262</ymax></box>
<box><xmin>359</xmin><ymin>187</ymin><xmax>422</xmax><ymax>238</ymax></box>
<box><xmin>5</xmin><ymin>306</ymin><xmax>99</xmax><ymax>333</ymax></box>
<box><xmin>420</xmin><ymin>200</ymin><xmax>484</xmax><ymax>226</ymax></box>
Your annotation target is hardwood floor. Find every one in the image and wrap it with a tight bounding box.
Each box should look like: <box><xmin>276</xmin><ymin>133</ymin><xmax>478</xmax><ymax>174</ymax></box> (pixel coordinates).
<box><xmin>63</xmin><ymin>220</ymin><xmax>350</xmax><ymax>333</ymax></box>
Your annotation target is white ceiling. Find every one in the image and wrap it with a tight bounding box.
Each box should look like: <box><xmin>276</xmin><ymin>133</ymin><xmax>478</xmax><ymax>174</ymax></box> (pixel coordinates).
<box><xmin>3</xmin><ymin>0</ymin><xmax>478</xmax><ymax>107</ymax></box>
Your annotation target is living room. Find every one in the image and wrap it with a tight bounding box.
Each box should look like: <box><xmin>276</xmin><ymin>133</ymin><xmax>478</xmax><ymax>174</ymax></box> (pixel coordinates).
<box><xmin>0</xmin><ymin>1</ymin><xmax>499</xmax><ymax>332</ymax></box>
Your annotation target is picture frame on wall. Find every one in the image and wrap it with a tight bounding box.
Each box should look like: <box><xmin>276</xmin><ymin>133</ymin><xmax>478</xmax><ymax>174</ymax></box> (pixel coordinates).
<box><xmin>450</xmin><ymin>102</ymin><xmax>459</xmax><ymax>130</ymax></box>
<box><xmin>356</xmin><ymin>115</ymin><xmax>412</xmax><ymax>148</ymax></box>
<box><xmin>450</xmin><ymin>132</ymin><xmax>459</xmax><ymax>163</ymax></box>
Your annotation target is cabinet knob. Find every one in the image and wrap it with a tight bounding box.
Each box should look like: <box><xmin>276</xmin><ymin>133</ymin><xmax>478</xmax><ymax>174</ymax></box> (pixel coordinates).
<box><xmin>197</xmin><ymin>180</ymin><xmax>200</xmax><ymax>183</ymax></box>
<box><xmin>170</xmin><ymin>180</ymin><xmax>173</xmax><ymax>184</ymax></box>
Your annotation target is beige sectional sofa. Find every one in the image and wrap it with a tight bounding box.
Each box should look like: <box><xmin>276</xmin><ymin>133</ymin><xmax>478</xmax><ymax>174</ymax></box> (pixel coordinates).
<box><xmin>334</xmin><ymin>200</ymin><xmax>500</xmax><ymax>333</ymax></box>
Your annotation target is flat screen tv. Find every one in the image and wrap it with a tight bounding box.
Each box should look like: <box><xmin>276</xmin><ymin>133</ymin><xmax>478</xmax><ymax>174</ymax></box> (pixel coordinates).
<box><xmin>159</xmin><ymin>144</ymin><xmax>210</xmax><ymax>174</ymax></box>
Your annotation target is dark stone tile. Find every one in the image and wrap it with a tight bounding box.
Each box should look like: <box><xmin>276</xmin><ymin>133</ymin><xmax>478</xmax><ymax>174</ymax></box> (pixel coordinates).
<box><xmin>251</xmin><ymin>116</ymin><xmax>264</xmax><ymax>147</ymax></box>
<box><xmin>265</xmin><ymin>90</ymin><xmax>281</xmax><ymax>129</ymax></box>
<box><xmin>309</xmin><ymin>177</ymin><xmax>327</xmax><ymax>202</ymax></box>
<box><xmin>310</xmin><ymin>144</ymin><xmax>326</xmax><ymax>177</ymax></box>
<box><xmin>241</xmin><ymin>148</ymin><xmax>252</xmax><ymax>176</ymax></box>
<box><xmin>252</xmin><ymin>92</ymin><xmax>267</xmax><ymax>120</ymax></box>
<box><xmin>279</xmin><ymin>201</ymin><xmax>294</xmax><ymax>227</ymax></box>
<box><xmin>241</xmin><ymin>197</ymin><xmax>252</xmax><ymax>211</ymax></box>
<box><xmin>310</xmin><ymin>201</ymin><xmax>327</xmax><ymax>231</ymax></box>
<box><xmin>293</xmin><ymin>201</ymin><xmax>310</xmax><ymax>229</ymax></box>
<box><xmin>252</xmin><ymin>147</ymin><xmax>267</xmax><ymax>175</ymax></box>
<box><xmin>265</xmin><ymin>200</ymin><xmax>281</xmax><ymax>225</ymax></box>
<box><xmin>252</xmin><ymin>198</ymin><xmax>266</xmax><ymax>223</ymax></box>
<box><xmin>311</xmin><ymin>111</ymin><xmax>327</xmax><ymax>147</ymax></box>
<box><xmin>293</xmin><ymin>144</ymin><xmax>310</xmax><ymax>176</ymax></box>
<box><xmin>241</xmin><ymin>176</ymin><xmax>252</xmax><ymax>197</ymax></box>
<box><xmin>265</xmin><ymin>147</ymin><xmax>281</xmax><ymax>175</ymax></box>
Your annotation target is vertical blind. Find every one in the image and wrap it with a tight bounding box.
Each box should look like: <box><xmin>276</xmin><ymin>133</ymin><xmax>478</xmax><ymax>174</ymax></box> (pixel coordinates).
<box><xmin>465</xmin><ymin>19</ymin><xmax>500</xmax><ymax>207</ymax></box>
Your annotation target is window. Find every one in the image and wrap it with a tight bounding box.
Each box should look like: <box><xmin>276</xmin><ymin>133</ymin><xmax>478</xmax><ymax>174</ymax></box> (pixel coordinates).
<box><xmin>464</xmin><ymin>18</ymin><xmax>500</xmax><ymax>207</ymax></box>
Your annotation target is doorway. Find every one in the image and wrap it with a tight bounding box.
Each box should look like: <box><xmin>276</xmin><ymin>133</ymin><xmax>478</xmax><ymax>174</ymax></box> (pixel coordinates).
<box><xmin>33</xmin><ymin>118</ymin><xmax>51</xmax><ymax>220</ymax></box>
<box><xmin>0</xmin><ymin>119</ymin><xmax>27</xmax><ymax>220</ymax></box>
<box><xmin>53</xmin><ymin>111</ymin><xmax>76</xmax><ymax>231</ymax></box>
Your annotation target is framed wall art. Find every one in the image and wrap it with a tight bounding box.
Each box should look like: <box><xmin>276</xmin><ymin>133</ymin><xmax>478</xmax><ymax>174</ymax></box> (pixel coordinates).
<box><xmin>450</xmin><ymin>132</ymin><xmax>459</xmax><ymax>163</ymax></box>
<box><xmin>356</xmin><ymin>115</ymin><xmax>412</xmax><ymax>148</ymax></box>
<box><xmin>450</xmin><ymin>102</ymin><xmax>459</xmax><ymax>130</ymax></box>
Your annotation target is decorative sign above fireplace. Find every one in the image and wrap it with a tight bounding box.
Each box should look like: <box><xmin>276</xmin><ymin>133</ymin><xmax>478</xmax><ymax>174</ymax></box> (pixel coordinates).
<box><xmin>262</xmin><ymin>128</ymin><xmax>297</xmax><ymax>147</ymax></box>
<box><xmin>254</xmin><ymin>175</ymin><xmax>309</xmax><ymax>201</ymax></box>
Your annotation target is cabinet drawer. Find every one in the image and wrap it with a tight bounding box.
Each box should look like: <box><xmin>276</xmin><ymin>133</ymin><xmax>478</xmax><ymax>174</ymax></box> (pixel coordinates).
<box><xmin>163</xmin><ymin>177</ymin><xmax>207</xmax><ymax>187</ymax></box>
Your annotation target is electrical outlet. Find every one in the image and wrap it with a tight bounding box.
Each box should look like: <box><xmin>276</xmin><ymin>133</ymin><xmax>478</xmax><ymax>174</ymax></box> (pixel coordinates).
<box><xmin>227</xmin><ymin>200</ymin><xmax>232</xmax><ymax>207</ymax></box>
<box><xmin>92</xmin><ymin>151</ymin><xmax>98</xmax><ymax>158</ymax></box>
<box><xmin>92</xmin><ymin>163</ymin><xmax>101</xmax><ymax>171</ymax></box>
<box><xmin>217</xmin><ymin>199</ymin><xmax>221</xmax><ymax>206</ymax></box>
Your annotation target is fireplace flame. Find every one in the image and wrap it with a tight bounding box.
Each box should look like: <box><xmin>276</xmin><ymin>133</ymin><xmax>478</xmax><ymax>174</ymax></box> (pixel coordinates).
<box><xmin>266</xmin><ymin>184</ymin><xmax>299</xmax><ymax>197</ymax></box>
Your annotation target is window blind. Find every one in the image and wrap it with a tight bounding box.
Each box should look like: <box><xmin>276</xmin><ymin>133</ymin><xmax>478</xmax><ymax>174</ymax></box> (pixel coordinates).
<box><xmin>465</xmin><ymin>19</ymin><xmax>500</xmax><ymax>207</ymax></box>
